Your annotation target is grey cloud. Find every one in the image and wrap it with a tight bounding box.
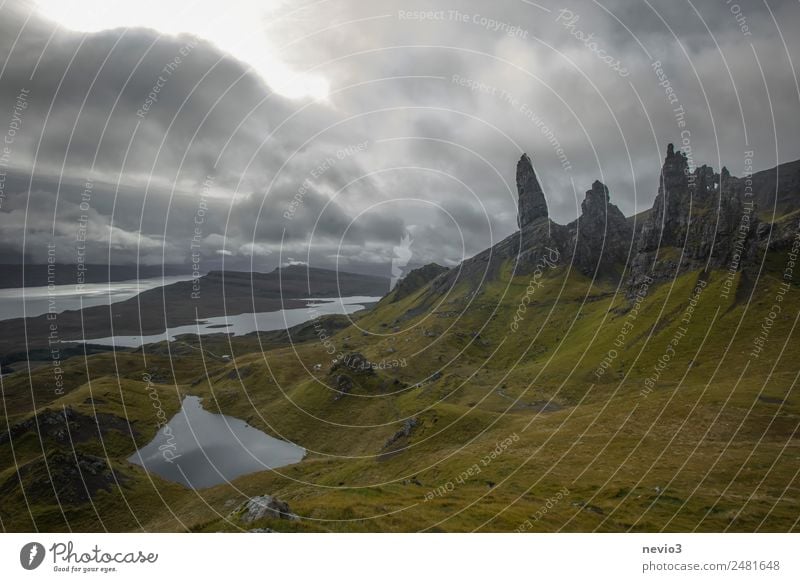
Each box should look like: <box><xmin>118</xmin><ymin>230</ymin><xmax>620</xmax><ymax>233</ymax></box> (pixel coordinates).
<box><xmin>0</xmin><ymin>0</ymin><xmax>798</xmax><ymax>277</ymax></box>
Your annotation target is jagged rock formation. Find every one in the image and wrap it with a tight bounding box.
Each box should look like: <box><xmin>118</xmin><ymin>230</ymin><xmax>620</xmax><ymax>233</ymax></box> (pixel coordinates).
<box><xmin>405</xmin><ymin>145</ymin><xmax>799</xmax><ymax>305</ymax></box>
<box><xmin>430</xmin><ymin>152</ymin><xmax>634</xmax><ymax>290</ymax></box>
<box><xmin>629</xmin><ymin>144</ymin><xmax>763</xmax><ymax>290</ymax></box>
<box><xmin>517</xmin><ymin>154</ymin><xmax>549</xmax><ymax>228</ymax></box>
<box><xmin>569</xmin><ymin>180</ymin><xmax>633</xmax><ymax>276</ymax></box>
<box><xmin>515</xmin><ymin>155</ymin><xmax>634</xmax><ymax>277</ymax></box>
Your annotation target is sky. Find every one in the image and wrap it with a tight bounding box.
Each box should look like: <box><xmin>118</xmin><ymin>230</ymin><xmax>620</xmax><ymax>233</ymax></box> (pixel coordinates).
<box><xmin>0</xmin><ymin>0</ymin><xmax>798</xmax><ymax>277</ymax></box>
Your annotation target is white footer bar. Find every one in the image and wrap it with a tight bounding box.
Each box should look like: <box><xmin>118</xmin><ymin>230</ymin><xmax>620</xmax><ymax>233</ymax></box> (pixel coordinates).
<box><xmin>1</xmin><ymin>533</ymin><xmax>796</xmax><ymax>581</ymax></box>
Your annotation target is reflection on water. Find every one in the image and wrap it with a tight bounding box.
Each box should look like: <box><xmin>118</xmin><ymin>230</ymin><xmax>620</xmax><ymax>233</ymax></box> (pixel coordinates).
<box><xmin>128</xmin><ymin>396</ymin><xmax>305</xmax><ymax>489</ymax></box>
<box><xmin>79</xmin><ymin>296</ymin><xmax>380</xmax><ymax>348</ymax></box>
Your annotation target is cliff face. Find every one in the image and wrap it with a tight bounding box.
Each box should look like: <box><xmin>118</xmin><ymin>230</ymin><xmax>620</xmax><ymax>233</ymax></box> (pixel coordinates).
<box><xmin>625</xmin><ymin>144</ymin><xmax>800</xmax><ymax>291</ymax></box>
<box><xmin>406</xmin><ymin>144</ymin><xmax>799</xmax><ymax>301</ymax></box>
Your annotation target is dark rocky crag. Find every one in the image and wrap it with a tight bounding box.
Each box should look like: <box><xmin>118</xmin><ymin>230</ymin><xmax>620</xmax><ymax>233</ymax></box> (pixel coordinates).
<box><xmin>516</xmin><ymin>153</ymin><xmax>635</xmax><ymax>279</ymax></box>
<box><xmin>429</xmin><ymin>152</ymin><xmax>633</xmax><ymax>292</ymax></box>
<box><xmin>630</xmin><ymin>144</ymin><xmax>758</xmax><ymax>289</ymax></box>
<box><xmin>517</xmin><ymin>154</ymin><xmax>549</xmax><ymax>229</ymax></box>
<box><xmin>404</xmin><ymin>144</ymin><xmax>799</xmax><ymax>303</ymax></box>
<box><xmin>571</xmin><ymin>179</ymin><xmax>633</xmax><ymax>277</ymax></box>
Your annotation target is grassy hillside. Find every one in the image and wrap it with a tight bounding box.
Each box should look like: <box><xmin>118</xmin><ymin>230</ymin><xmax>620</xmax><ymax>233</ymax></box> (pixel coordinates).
<box><xmin>1</xmin><ymin>247</ymin><xmax>797</xmax><ymax>532</ymax></box>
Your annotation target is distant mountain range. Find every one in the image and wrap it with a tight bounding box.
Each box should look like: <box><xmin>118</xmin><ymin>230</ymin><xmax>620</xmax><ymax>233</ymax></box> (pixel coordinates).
<box><xmin>0</xmin><ymin>263</ymin><xmax>192</xmax><ymax>289</ymax></box>
<box><xmin>0</xmin><ymin>265</ymin><xmax>389</xmax><ymax>362</ymax></box>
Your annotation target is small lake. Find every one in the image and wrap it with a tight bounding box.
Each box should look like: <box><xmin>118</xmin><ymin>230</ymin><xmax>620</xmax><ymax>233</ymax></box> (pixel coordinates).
<box><xmin>78</xmin><ymin>296</ymin><xmax>380</xmax><ymax>348</ymax></box>
<box><xmin>0</xmin><ymin>275</ymin><xmax>195</xmax><ymax>321</ymax></box>
<box><xmin>128</xmin><ymin>395</ymin><xmax>305</xmax><ymax>489</ymax></box>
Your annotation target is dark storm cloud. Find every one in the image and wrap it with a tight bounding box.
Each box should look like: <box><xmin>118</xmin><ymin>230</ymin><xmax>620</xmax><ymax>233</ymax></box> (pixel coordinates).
<box><xmin>0</xmin><ymin>0</ymin><xmax>798</xmax><ymax>276</ymax></box>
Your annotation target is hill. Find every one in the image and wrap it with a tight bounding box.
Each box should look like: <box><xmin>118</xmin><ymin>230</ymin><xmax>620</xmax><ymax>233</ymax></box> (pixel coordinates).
<box><xmin>0</xmin><ymin>146</ymin><xmax>798</xmax><ymax>532</ymax></box>
<box><xmin>0</xmin><ymin>265</ymin><xmax>389</xmax><ymax>362</ymax></box>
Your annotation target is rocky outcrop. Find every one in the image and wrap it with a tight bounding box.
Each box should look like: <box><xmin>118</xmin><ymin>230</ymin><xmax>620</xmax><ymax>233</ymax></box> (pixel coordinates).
<box><xmin>516</xmin><ymin>156</ymin><xmax>634</xmax><ymax>278</ymax></box>
<box><xmin>0</xmin><ymin>407</ymin><xmax>134</xmax><ymax>445</ymax></box>
<box><xmin>517</xmin><ymin>154</ymin><xmax>549</xmax><ymax>228</ymax></box>
<box><xmin>568</xmin><ymin>180</ymin><xmax>633</xmax><ymax>277</ymax></box>
<box><xmin>425</xmin><ymin>144</ymin><xmax>799</xmax><ymax>304</ymax></box>
<box><xmin>0</xmin><ymin>451</ymin><xmax>122</xmax><ymax>504</ymax></box>
<box><xmin>429</xmin><ymin>154</ymin><xmax>628</xmax><ymax>292</ymax></box>
<box><xmin>333</xmin><ymin>374</ymin><xmax>353</xmax><ymax>400</ymax></box>
<box><xmin>628</xmin><ymin>144</ymin><xmax>763</xmax><ymax>290</ymax></box>
<box><xmin>236</xmin><ymin>495</ymin><xmax>299</xmax><ymax>523</ymax></box>
<box><xmin>329</xmin><ymin>353</ymin><xmax>376</xmax><ymax>400</ymax></box>
<box><xmin>383</xmin><ymin>417</ymin><xmax>419</xmax><ymax>450</ymax></box>
<box><xmin>392</xmin><ymin>263</ymin><xmax>449</xmax><ymax>302</ymax></box>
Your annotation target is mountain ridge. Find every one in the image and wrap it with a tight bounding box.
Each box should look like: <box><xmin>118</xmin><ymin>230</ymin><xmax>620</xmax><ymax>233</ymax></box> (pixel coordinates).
<box><xmin>413</xmin><ymin>144</ymin><xmax>799</xmax><ymax>303</ymax></box>
<box><xmin>1</xmin><ymin>146</ymin><xmax>798</xmax><ymax>533</ymax></box>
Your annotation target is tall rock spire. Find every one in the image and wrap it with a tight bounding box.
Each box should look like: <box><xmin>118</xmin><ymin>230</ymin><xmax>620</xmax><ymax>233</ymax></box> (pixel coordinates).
<box><xmin>517</xmin><ymin>154</ymin><xmax>549</xmax><ymax>228</ymax></box>
<box><xmin>659</xmin><ymin>142</ymin><xmax>689</xmax><ymax>198</ymax></box>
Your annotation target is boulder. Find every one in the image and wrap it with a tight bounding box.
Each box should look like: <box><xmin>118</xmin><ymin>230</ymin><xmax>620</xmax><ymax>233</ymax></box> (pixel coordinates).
<box><xmin>238</xmin><ymin>495</ymin><xmax>299</xmax><ymax>523</ymax></box>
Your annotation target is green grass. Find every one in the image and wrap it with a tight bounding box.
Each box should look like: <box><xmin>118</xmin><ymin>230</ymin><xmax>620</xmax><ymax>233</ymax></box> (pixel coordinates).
<box><xmin>1</xmin><ymin>255</ymin><xmax>798</xmax><ymax>532</ymax></box>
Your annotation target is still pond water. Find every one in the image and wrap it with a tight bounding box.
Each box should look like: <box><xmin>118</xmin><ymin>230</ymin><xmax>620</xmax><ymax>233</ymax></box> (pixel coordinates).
<box><xmin>128</xmin><ymin>396</ymin><xmax>305</xmax><ymax>489</ymax></box>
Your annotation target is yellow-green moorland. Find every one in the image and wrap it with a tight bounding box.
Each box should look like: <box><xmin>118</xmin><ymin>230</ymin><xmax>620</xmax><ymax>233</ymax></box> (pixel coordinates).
<box><xmin>1</xmin><ymin>251</ymin><xmax>798</xmax><ymax>532</ymax></box>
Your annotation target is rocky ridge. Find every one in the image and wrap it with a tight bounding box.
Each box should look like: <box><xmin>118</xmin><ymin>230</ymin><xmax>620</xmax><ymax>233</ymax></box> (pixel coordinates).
<box><xmin>410</xmin><ymin>144</ymin><xmax>799</xmax><ymax>300</ymax></box>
